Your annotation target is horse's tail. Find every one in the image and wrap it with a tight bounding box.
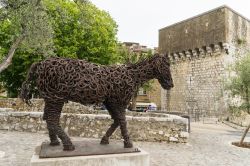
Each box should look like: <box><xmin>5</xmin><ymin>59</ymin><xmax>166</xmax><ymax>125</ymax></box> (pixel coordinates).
<box><xmin>20</xmin><ymin>62</ymin><xmax>40</xmax><ymax>106</ymax></box>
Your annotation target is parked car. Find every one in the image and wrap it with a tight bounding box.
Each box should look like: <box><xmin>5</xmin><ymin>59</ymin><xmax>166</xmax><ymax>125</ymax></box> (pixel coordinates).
<box><xmin>135</xmin><ymin>102</ymin><xmax>157</xmax><ymax>112</ymax></box>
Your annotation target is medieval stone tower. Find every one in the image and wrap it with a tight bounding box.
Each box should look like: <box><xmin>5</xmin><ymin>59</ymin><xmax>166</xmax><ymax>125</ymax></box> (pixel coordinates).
<box><xmin>158</xmin><ymin>6</ymin><xmax>250</xmax><ymax>117</ymax></box>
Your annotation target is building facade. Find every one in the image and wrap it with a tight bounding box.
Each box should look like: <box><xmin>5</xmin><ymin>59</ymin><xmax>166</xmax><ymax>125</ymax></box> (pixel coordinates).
<box><xmin>156</xmin><ymin>6</ymin><xmax>250</xmax><ymax>116</ymax></box>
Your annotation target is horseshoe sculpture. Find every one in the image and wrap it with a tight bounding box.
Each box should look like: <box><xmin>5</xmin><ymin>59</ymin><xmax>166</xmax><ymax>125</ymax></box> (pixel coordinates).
<box><xmin>20</xmin><ymin>54</ymin><xmax>174</xmax><ymax>151</ymax></box>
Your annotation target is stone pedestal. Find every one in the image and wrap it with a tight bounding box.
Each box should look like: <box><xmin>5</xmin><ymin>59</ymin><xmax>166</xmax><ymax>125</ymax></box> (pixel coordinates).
<box><xmin>31</xmin><ymin>149</ymin><xmax>149</xmax><ymax>166</ymax></box>
<box><xmin>30</xmin><ymin>140</ymin><xmax>150</xmax><ymax>166</ymax></box>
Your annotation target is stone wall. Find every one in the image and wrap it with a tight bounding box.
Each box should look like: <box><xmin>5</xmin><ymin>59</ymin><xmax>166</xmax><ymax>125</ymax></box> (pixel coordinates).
<box><xmin>167</xmin><ymin>51</ymin><xmax>230</xmax><ymax>115</ymax></box>
<box><xmin>0</xmin><ymin>111</ymin><xmax>189</xmax><ymax>143</ymax></box>
<box><xmin>226</xmin><ymin>8</ymin><xmax>250</xmax><ymax>45</ymax></box>
<box><xmin>0</xmin><ymin>98</ymin><xmax>94</xmax><ymax>114</ymax></box>
<box><xmin>158</xmin><ymin>6</ymin><xmax>250</xmax><ymax>116</ymax></box>
<box><xmin>158</xmin><ymin>42</ymin><xmax>231</xmax><ymax>115</ymax></box>
<box><xmin>228</xmin><ymin>112</ymin><xmax>250</xmax><ymax>127</ymax></box>
<box><xmin>159</xmin><ymin>6</ymin><xmax>226</xmax><ymax>53</ymax></box>
<box><xmin>0</xmin><ymin>98</ymin><xmax>173</xmax><ymax>118</ymax></box>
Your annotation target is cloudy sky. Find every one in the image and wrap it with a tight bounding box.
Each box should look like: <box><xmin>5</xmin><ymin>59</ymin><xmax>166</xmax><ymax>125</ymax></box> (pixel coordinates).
<box><xmin>90</xmin><ymin>0</ymin><xmax>250</xmax><ymax>48</ymax></box>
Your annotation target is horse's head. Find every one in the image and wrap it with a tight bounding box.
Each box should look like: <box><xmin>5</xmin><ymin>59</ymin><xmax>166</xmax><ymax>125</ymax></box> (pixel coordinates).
<box><xmin>154</xmin><ymin>54</ymin><xmax>174</xmax><ymax>90</ymax></box>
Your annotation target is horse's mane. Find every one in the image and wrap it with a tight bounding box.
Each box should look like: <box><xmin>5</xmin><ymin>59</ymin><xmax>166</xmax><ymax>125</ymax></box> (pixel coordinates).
<box><xmin>125</xmin><ymin>53</ymin><xmax>163</xmax><ymax>68</ymax></box>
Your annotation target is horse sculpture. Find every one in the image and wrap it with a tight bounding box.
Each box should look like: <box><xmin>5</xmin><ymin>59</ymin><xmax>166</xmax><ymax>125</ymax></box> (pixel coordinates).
<box><xmin>20</xmin><ymin>53</ymin><xmax>174</xmax><ymax>151</ymax></box>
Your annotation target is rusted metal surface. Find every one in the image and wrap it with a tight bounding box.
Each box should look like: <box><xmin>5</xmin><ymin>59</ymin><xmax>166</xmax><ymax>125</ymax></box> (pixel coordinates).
<box><xmin>39</xmin><ymin>140</ymin><xmax>140</xmax><ymax>158</ymax></box>
<box><xmin>20</xmin><ymin>54</ymin><xmax>174</xmax><ymax>151</ymax></box>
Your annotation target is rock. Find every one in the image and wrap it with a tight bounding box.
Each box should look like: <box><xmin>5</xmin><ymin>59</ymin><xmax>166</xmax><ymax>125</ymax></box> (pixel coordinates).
<box><xmin>169</xmin><ymin>137</ymin><xmax>179</xmax><ymax>142</ymax></box>
<box><xmin>180</xmin><ymin>132</ymin><xmax>189</xmax><ymax>138</ymax></box>
<box><xmin>0</xmin><ymin>108</ymin><xmax>14</xmax><ymax>112</ymax></box>
<box><xmin>173</xmin><ymin>118</ymin><xmax>188</xmax><ymax>124</ymax></box>
<box><xmin>14</xmin><ymin>124</ymin><xmax>21</xmax><ymax>131</ymax></box>
<box><xmin>65</xmin><ymin>118</ymin><xmax>71</xmax><ymax>125</ymax></box>
<box><xmin>132</xmin><ymin>117</ymin><xmax>150</xmax><ymax>121</ymax></box>
<box><xmin>126</xmin><ymin>116</ymin><xmax>133</xmax><ymax>121</ymax></box>
<box><xmin>29</xmin><ymin>112</ymin><xmax>42</xmax><ymax>118</ymax></box>
<box><xmin>37</xmin><ymin>131</ymin><xmax>47</xmax><ymax>134</ymax></box>
<box><xmin>31</xmin><ymin>128</ymin><xmax>37</xmax><ymax>132</ymax></box>
<box><xmin>27</xmin><ymin>124</ymin><xmax>34</xmax><ymax>129</ymax></box>
<box><xmin>95</xmin><ymin>114</ymin><xmax>110</xmax><ymax>120</ymax></box>
<box><xmin>11</xmin><ymin>112</ymin><xmax>29</xmax><ymax>117</ymax></box>
<box><xmin>149</xmin><ymin>131</ymin><xmax>157</xmax><ymax>135</ymax></box>
<box><xmin>30</xmin><ymin>118</ymin><xmax>35</xmax><ymax>122</ymax></box>
<box><xmin>158</xmin><ymin>131</ymin><xmax>164</xmax><ymax>135</ymax></box>
<box><xmin>93</xmin><ymin>134</ymin><xmax>99</xmax><ymax>138</ymax></box>
<box><xmin>1</xmin><ymin>125</ymin><xmax>9</xmax><ymax>130</ymax></box>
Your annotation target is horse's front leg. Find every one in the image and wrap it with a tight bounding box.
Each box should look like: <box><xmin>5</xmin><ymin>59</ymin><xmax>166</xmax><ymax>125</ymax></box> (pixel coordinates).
<box><xmin>100</xmin><ymin>107</ymin><xmax>119</xmax><ymax>145</ymax></box>
<box><xmin>100</xmin><ymin>119</ymin><xmax>119</xmax><ymax>145</ymax></box>
<box><xmin>118</xmin><ymin>110</ymin><xmax>133</xmax><ymax>148</ymax></box>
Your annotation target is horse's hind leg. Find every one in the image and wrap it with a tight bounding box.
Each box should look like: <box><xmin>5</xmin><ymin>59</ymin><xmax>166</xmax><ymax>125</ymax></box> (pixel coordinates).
<box><xmin>44</xmin><ymin>99</ymin><xmax>75</xmax><ymax>151</ymax></box>
<box><xmin>118</xmin><ymin>110</ymin><xmax>133</xmax><ymax>148</ymax></box>
<box><xmin>43</xmin><ymin>100</ymin><xmax>60</xmax><ymax>146</ymax></box>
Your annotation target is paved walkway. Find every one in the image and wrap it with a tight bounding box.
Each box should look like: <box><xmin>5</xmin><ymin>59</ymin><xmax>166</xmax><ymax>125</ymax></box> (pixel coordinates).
<box><xmin>0</xmin><ymin>122</ymin><xmax>249</xmax><ymax>166</ymax></box>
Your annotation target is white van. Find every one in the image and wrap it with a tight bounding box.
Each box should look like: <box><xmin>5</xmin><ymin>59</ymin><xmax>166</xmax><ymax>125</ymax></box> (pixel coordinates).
<box><xmin>135</xmin><ymin>102</ymin><xmax>157</xmax><ymax>112</ymax></box>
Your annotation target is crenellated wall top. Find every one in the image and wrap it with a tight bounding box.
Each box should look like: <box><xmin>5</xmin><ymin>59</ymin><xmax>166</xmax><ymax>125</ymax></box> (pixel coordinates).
<box><xmin>166</xmin><ymin>42</ymin><xmax>229</xmax><ymax>63</ymax></box>
<box><xmin>159</xmin><ymin>5</ymin><xmax>250</xmax><ymax>61</ymax></box>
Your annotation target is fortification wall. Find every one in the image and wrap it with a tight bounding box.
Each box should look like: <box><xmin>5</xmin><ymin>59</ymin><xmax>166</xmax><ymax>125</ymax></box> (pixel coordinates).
<box><xmin>158</xmin><ymin>6</ymin><xmax>250</xmax><ymax>116</ymax></box>
<box><xmin>159</xmin><ymin>6</ymin><xmax>226</xmax><ymax>53</ymax></box>
<box><xmin>226</xmin><ymin>7</ymin><xmax>250</xmax><ymax>45</ymax></box>
<box><xmin>167</xmin><ymin>50</ymin><xmax>230</xmax><ymax>115</ymax></box>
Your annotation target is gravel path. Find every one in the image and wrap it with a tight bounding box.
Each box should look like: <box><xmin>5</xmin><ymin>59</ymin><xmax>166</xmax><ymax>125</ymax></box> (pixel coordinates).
<box><xmin>0</xmin><ymin>122</ymin><xmax>249</xmax><ymax>166</ymax></box>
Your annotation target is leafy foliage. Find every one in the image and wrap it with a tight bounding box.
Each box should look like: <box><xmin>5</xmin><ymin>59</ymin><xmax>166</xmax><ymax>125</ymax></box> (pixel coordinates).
<box><xmin>45</xmin><ymin>0</ymin><xmax>119</xmax><ymax>64</ymax></box>
<box><xmin>226</xmin><ymin>54</ymin><xmax>250</xmax><ymax>113</ymax></box>
<box><xmin>0</xmin><ymin>0</ymin><xmax>55</xmax><ymax>57</ymax></box>
<box><xmin>0</xmin><ymin>0</ymin><xmax>119</xmax><ymax>97</ymax></box>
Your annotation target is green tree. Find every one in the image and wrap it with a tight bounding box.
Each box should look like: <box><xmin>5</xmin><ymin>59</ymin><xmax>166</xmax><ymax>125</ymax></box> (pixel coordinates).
<box><xmin>0</xmin><ymin>53</ymin><xmax>43</xmax><ymax>97</ymax></box>
<box><xmin>0</xmin><ymin>0</ymin><xmax>119</xmax><ymax>97</ymax></box>
<box><xmin>44</xmin><ymin>0</ymin><xmax>118</xmax><ymax>64</ymax></box>
<box><xmin>227</xmin><ymin>55</ymin><xmax>250</xmax><ymax>113</ymax></box>
<box><xmin>226</xmin><ymin>54</ymin><xmax>250</xmax><ymax>146</ymax></box>
<box><xmin>0</xmin><ymin>0</ymin><xmax>54</xmax><ymax>72</ymax></box>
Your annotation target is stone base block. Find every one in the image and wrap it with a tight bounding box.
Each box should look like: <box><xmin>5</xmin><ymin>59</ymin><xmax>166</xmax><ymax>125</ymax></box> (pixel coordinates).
<box><xmin>31</xmin><ymin>148</ymin><xmax>149</xmax><ymax>166</ymax></box>
<box><xmin>39</xmin><ymin>140</ymin><xmax>141</xmax><ymax>158</ymax></box>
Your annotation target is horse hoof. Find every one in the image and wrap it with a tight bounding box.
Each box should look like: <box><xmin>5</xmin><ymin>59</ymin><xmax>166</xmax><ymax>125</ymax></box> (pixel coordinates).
<box><xmin>63</xmin><ymin>144</ymin><xmax>75</xmax><ymax>151</ymax></box>
<box><xmin>100</xmin><ymin>137</ymin><xmax>109</xmax><ymax>145</ymax></box>
<box><xmin>124</xmin><ymin>142</ymin><xmax>133</xmax><ymax>148</ymax></box>
<box><xmin>50</xmin><ymin>141</ymin><xmax>60</xmax><ymax>146</ymax></box>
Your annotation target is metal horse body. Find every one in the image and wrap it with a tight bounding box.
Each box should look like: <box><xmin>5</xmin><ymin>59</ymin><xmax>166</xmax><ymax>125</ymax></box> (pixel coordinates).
<box><xmin>20</xmin><ymin>54</ymin><xmax>174</xmax><ymax>151</ymax></box>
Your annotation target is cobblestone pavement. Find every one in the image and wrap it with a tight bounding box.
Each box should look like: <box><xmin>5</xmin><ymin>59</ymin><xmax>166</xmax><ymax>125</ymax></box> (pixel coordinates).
<box><xmin>0</xmin><ymin>122</ymin><xmax>249</xmax><ymax>166</ymax></box>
